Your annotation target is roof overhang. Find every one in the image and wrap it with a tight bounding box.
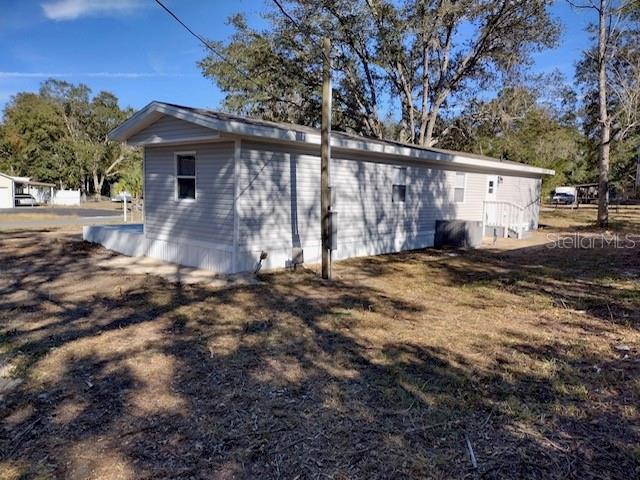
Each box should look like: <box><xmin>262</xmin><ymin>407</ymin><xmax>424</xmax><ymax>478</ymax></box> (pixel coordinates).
<box><xmin>20</xmin><ymin>180</ymin><xmax>56</xmax><ymax>187</ymax></box>
<box><xmin>0</xmin><ymin>172</ymin><xmax>55</xmax><ymax>187</ymax></box>
<box><xmin>109</xmin><ymin>102</ymin><xmax>555</xmax><ymax>177</ymax></box>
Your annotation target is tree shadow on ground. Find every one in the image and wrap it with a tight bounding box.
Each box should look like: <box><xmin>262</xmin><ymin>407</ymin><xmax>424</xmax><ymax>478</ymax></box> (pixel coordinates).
<box><xmin>0</xmin><ymin>231</ymin><xmax>639</xmax><ymax>479</ymax></box>
<box><xmin>437</xmin><ymin>239</ymin><xmax>640</xmax><ymax>328</ymax></box>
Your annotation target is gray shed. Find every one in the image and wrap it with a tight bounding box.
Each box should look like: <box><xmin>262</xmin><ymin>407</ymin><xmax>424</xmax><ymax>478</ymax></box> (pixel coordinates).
<box><xmin>83</xmin><ymin>101</ymin><xmax>554</xmax><ymax>273</ymax></box>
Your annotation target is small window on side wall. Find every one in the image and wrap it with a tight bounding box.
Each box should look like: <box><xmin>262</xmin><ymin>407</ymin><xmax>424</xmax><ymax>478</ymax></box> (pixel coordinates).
<box><xmin>176</xmin><ymin>154</ymin><xmax>196</xmax><ymax>200</ymax></box>
<box><xmin>392</xmin><ymin>184</ymin><xmax>406</xmax><ymax>203</ymax></box>
<box><xmin>454</xmin><ymin>172</ymin><xmax>465</xmax><ymax>203</ymax></box>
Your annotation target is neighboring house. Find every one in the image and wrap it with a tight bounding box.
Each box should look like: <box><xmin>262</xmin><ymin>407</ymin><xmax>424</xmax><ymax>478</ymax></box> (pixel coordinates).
<box><xmin>84</xmin><ymin>101</ymin><xmax>554</xmax><ymax>273</ymax></box>
<box><xmin>0</xmin><ymin>172</ymin><xmax>55</xmax><ymax>208</ymax></box>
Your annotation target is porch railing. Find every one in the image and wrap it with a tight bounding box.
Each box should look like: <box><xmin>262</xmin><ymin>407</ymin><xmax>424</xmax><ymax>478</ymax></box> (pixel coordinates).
<box><xmin>482</xmin><ymin>201</ymin><xmax>527</xmax><ymax>239</ymax></box>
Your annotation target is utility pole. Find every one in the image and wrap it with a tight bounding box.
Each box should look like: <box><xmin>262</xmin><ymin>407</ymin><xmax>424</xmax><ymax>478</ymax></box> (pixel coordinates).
<box><xmin>635</xmin><ymin>149</ymin><xmax>640</xmax><ymax>199</ymax></box>
<box><xmin>321</xmin><ymin>37</ymin><xmax>332</xmax><ymax>280</ymax></box>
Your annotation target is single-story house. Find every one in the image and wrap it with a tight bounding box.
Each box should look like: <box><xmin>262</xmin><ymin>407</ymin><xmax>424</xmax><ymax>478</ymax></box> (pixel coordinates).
<box><xmin>83</xmin><ymin>101</ymin><xmax>554</xmax><ymax>273</ymax></box>
<box><xmin>0</xmin><ymin>173</ymin><xmax>55</xmax><ymax>208</ymax></box>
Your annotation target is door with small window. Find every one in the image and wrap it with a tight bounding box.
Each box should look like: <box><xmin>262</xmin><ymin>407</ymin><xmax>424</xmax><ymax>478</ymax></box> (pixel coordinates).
<box><xmin>485</xmin><ymin>175</ymin><xmax>498</xmax><ymax>225</ymax></box>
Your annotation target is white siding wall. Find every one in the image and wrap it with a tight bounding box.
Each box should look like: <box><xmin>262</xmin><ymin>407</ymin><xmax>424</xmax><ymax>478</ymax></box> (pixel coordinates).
<box><xmin>236</xmin><ymin>143</ymin><xmax>317</xmax><ymax>252</ymax></box>
<box><xmin>129</xmin><ymin>116</ymin><xmax>216</xmax><ymax>145</ymax></box>
<box><xmin>236</xmin><ymin>141</ymin><xmax>488</xmax><ymax>271</ymax></box>
<box><xmin>0</xmin><ymin>175</ymin><xmax>13</xmax><ymax>209</ymax></box>
<box><xmin>454</xmin><ymin>172</ymin><xmax>488</xmax><ymax>220</ymax></box>
<box><xmin>133</xmin><ymin>125</ymin><xmax>543</xmax><ymax>274</ymax></box>
<box><xmin>496</xmin><ymin>175</ymin><xmax>542</xmax><ymax>229</ymax></box>
<box><xmin>144</xmin><ymin>142</ymin><xmax>235</xmax><ymax>248</ymax></box>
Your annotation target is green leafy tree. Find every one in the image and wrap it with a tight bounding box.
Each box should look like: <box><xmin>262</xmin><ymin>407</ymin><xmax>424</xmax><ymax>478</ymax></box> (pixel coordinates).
<box><xmin>200</xmin><ymin>0</ymin><xmax>560</xmax><ymax>146</ymax></box>
<box><xmin>112</xmin><ymin>154</ymin><xmax>143</xmax><ymax>205</ymax></box>
<box><xmin>438</xmin><ymin>79</ymin><xmax>586</xmax><ymax>198</ymax></box>
<box><xmin>1</xmin><ymin>79</ymin><xmax>136</xmax><ymax>195</ymax></box>
<box><xmin>39</xmin><ymin>79</ymin><xmax>134</xmax><ymax>197</ymax></box>
<box><xmin>0</xmin><ymin>92</ymin><xmax>70</xmax><ymax>186</ymax></box>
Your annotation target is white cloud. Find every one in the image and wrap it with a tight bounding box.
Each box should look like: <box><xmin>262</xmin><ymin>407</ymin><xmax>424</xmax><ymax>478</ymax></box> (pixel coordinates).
<box><xmin>41</xmin><ymin>0</ymin><xmax>145</xmax><ymax>21</ymax></box>
<box><xmin>0</xmin><ymin>71</ymin><xmax>192</xmax><ymax>78</ymax></box>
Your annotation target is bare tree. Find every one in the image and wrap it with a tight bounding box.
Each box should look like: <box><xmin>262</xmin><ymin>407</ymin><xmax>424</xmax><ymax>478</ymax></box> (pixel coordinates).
<box><xmin>573</xmin><ymin>0</ymin><xmax>640</xmax><ymax>226</ymax></box>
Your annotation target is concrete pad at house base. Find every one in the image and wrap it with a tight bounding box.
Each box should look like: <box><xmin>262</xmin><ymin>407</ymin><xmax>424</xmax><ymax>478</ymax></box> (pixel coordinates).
<box><xmin>84</xmin><ymin>224</ymin><xmax>234</xmax><ymax>273</ymax></box>
<box><xmin>479</xmin><ymin>230</ymin><xmax>552</xmax><ymax>251</ymax></box>
<box><xmin>94</xmin><ymin>254</ymin><xmax>261</xmax><ymax>289</ymax></box>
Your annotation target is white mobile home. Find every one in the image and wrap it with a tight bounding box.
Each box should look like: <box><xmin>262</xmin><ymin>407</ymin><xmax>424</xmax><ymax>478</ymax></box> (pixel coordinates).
<box><xmin>0</xmin><ymin>173</ymin><xmax>55</xmax><ymax>208</ymax></box>
<box><xmin>84</xmin><ymin>101</ymin><xmax>553</xmax><ymax>273</ymax></box>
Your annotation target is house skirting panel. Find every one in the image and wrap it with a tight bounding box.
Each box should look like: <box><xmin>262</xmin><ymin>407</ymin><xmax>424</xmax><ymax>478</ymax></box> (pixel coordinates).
<box><xmin>235</xmin><ymin>229</ymin><xmax>436</xmax><ymax>273</ymax></box>
<box><xmin>84</xmin><ymin>224</ymin><xmax>435</xmax><ymax>274</ymax></box>
<box><xmin>83</xmin><ymin>224</ymin><xmax>234</xmax><ymax>273</ymax></box>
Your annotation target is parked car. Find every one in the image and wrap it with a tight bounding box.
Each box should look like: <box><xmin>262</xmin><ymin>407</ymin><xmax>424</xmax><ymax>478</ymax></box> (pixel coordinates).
<box><xmin>552</xmin><ymin>192</ymin><xmax>576</xmax><ymax>205</ymax></box>
<box><xmin>111</xmin><ymin>192</ymin><xmax>133</xmax><ymax>203</ymax></box>
<box><xmin>14</xmin><ymin>193</ymin><xmax>38</xmax><ymax>207</ymax></box>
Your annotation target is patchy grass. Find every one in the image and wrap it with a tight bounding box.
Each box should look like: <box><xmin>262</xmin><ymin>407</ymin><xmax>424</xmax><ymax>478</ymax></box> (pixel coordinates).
<box><xmin>1</xmin><ymin>210</ymin><xmax>639</xmax><ymax>479</ymax></box>
<box><xmin>540</xmin><ymin>204</ymin><xmax>640</xmax><ymax>233</ymax></box>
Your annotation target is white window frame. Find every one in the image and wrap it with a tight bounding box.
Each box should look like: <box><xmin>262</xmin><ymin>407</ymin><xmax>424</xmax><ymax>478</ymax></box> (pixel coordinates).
<box><xmin>392</xmin><ymin>166</ymin><xmax>407</xmax><ymax>205</ymax></box>
<box><xmin>175</xmin><ymin>151</ymin><xmax>197</xmax><ymax>201</ymax></box>
<box><xmin>454</xmin><ymin>171</ymin><xmax>466</xmax><ymax>204</ymax></box>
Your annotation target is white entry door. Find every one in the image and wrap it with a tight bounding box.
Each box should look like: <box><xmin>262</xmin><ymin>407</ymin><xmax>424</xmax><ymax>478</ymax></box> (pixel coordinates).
<box><xmin>485</xmin><ymin>175</ymin><xmax>498</xmax><ymax>225</ymax></box>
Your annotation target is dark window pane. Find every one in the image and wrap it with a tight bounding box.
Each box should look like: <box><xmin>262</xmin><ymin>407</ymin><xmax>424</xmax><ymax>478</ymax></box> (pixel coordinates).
<box><xmin>392</xmin><ymin>184</ymin><xmax>406</xmax><ymax>203</ymax></box>
<box><xmin>454</xmin><ymin>187</ymin><xmax>465</xmax><ymax>203</ymax></box>
<box><xmin>177</xmin><ymin>155</ymin><xmax>195</xmax><ymax>176</ymax></box>
<box><xmin>177</xmin><ymin>178</ymin><xmax>196</xmax><ymax>199</ymax></box>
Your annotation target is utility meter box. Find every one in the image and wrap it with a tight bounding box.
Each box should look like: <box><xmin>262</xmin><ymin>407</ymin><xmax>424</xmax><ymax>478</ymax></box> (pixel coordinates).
<box><xmin>328</xmin><ymin>211</ymin><xmax>338</xmax><ymax>250</ymax></box>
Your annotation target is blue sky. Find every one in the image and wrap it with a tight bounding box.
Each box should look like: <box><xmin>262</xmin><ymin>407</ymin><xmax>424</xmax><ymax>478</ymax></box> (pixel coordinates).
<box><xmin>0</xmin><ymin>0</ymin><xmax>595</xmax><ymax>115</ymax></box>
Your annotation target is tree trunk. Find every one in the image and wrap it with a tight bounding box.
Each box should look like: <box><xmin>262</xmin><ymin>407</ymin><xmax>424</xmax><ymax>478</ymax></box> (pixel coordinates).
<box><xmin>418</xmin><ymin>33</ymin><xmax>430</xmax><ymax>145</ymax></box>
<box><xmin>92</xmin><ymin>171</ymin><xmax>104</xmax><ymax>200</ymax></box>
<box><xmin>423</xmin><ymin>92</ymin><xmax>447</xmax><ymax>147</ymax></box>
<box><xmin>423</xmin><ymin>109</ymin><xmax>439</xmax><ymax>147</ymax></box>
<box><xmin>598</xmin><ymin>126</ymin><xmax>611</xmax><ymax>227</ymax></box>
<box><xmin>597</xmin><ymin>0</ymin><xmax>609</xmax><ymax>228</ymax></box>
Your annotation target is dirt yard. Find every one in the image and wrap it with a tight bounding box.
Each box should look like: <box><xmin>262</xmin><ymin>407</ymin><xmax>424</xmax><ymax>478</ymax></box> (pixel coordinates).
<box><xmin>1</xmin><ymin>208</ymin><xmax>639</xmax><ymax>479</ymax></box>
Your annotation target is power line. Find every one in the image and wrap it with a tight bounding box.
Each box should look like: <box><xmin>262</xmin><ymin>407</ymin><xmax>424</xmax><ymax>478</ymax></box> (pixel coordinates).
<box><xmin>272</xmin><ymin>0</ymin><xmax>303</xmax><ymax>31</ymax></box>
<box><xmin>270</xmin><ymin>0</ymin><xmax>332</xmax><ymax>65</ymax></box>
<box><xmin>153</xmin><ymin>0</ymin><xmax>263</xmax><ymax>91</ymax></box>
<box><xmin>154</xmin><ymin>0</ymin><xmax>335</xmax><ymax>278</ymax></box>
<box><xmin>153</xmin><ymin>0</ymin><xmax>341</xmax><ymax>115</ymax></box>
<box><xmin>268</xmin><ymin>1</ymin><xmax>362</xmax><ymax>118</ymax></box>
<box><xmin>268</xmin><ymin>1</ymin><xmax>354</xmax><ymax>111</ymax></box>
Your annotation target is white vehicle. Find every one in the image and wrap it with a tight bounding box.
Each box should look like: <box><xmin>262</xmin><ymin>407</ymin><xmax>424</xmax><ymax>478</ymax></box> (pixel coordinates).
<box><xmin>111</xmin><ymin>191</ymin><xmax>133</xmax><ymax>203</ymax></box>
<box><xmin>552</xmin><ymin>186</ymin><xmax>577</xmax><ymax>205</ymax></box>
<box><xmin>554</xmin><ymin>186</ymin><xmax>577</xmax><ymax>197</ymax></box>
<box><xmin>552</xmin><ymin>192</ymin><xmax>576</xmax><ymax>205</ymax></box>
